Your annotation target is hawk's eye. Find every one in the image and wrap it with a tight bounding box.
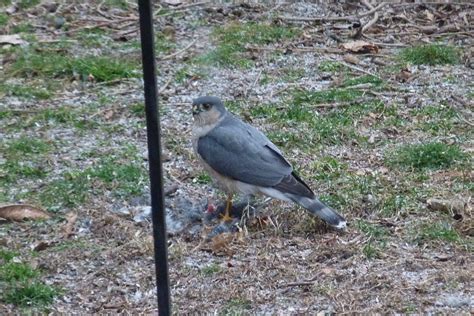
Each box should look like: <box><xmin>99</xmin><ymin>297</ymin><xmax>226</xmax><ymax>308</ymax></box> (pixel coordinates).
<box><xmin>203</xmin><ymin>103</ymin><xmax>211</xmax><ymax>110</ymax></box>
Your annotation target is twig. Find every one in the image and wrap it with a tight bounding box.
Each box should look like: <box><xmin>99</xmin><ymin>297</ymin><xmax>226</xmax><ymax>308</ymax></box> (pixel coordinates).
<box><xmin>362</xmin><ymin>35</ymin><xmax>409</xmax><ymax>47</ymax></box>
<box><xmin>173</xmin><ymin>1</ymin><xmax>210</xmax><ymax>10</ymax></box>
<box><xmin>244</xmin><ymin>70</ymin><xmax>262</xmax><ymax>98</ymax></box>
<box><xmin>391</xmin><ymin>2</ymin><xmax>474</xmax><ymax>8</ymax></box>
<box><xmin>280</xmin><ymin>2</ymin><xmax>386</xmax><ymax>23</ymax></box>
<box><xmin>361</xmin><ymin>0</ymin><xmax>379</xmax><ymax>33</ymax></box>
<box><xmin>339</xmin><ymin>60</ymin><xmax>381</xmax><ymax>80</ymax></box>
<box><xmin>160</xmin><ymin>40</ymin><xmax>197</xmax><ymax>61</ymax></box>
<box><xmin>158</xmin><ymin>77</ymin><xmax>173</xmax><ymax>94</ymax></box>
<box><xmin>282</xmin><ymin>281</ymin><xmax>315</xmax><ymax>287</ymax></box>
<box><xmin>65</xmin><ymin>21</ymin><xmax>113</xmax><ymax>35</ymax></box>
<box><xmin>281</xmin><ymin>276</ymin><xmax>319</xmax><ymax>287</ymax></box>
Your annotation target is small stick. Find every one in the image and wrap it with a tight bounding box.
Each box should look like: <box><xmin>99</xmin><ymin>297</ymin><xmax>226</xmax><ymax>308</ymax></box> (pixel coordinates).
<box><xmin>339</xmin><ymin>60</ymin><xmax>381</xmax><ymax>80</ymax></box>
<box><xmin>361</xmin><ymin>0</ymin><xmax>379</xmax><ymax>33</ymax></box>
<box><xmin>281</xmin><ymin>2</ymin><xmax>386</xmax><ymax>23</ymax></box>
<box><xmin>244</xmin><ymin>70</ymin><xmax>262</xmax><ymax>98</ymax></box>
<box><xmin>160</xmin><ymin>40</ymin><xmax>197</xmax><ymax>61</ymax></box>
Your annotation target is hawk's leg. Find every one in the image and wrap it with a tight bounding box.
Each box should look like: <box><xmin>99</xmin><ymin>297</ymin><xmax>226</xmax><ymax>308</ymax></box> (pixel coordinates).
<box><xmin>220</xmin><ymin>193</ymin><xmax>233</xmax><ymax>222</ymax></box>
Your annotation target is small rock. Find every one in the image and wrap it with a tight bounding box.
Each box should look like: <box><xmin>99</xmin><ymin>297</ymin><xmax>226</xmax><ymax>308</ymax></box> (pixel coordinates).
<box><xmin>435</xmin><ymin>294</ymin><xmax>471</xmax><ymax>308</ymax></box>
<box><xmin>132</xmin><ymin>206</ymin><xmax>151</xmax><ymax>223</ymax></box>
<box><xmin>43</xmin><ymin>1</ymin><xmax>58</xmax><ymax>12</ymax></box>
<box><xmin>427</xmin><ymin>198</ymin><xmax>466</xmax><ymax>220</ymax></box>
<box><xmin>54</xmin><ymin>16</ymin><xmax>66</xmax><ymax>29</ymax></box>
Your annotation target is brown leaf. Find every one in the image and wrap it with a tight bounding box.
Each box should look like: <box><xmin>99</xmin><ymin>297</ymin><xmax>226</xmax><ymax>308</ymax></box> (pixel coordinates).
<box><xmin>340</xmin><ymin>40</ymin><xmax>379</xmax><ymax>54</ymax></box>
<box><xmin>0</xmin><ymin>34</ymin><xmax>28</xmax><ymax>46</ymax></box>
<box><xmin>62</xmin><ymin>212</ymin><xmax>78</xmax><ymax>238</ymax></box>
<box><xmin>0</xmin><ymin>204</ymin><xmax>51</xmax><ymax>221</ymax></box>
<box><xmin>396</xmin><ymin>68</ymin><xmax>412</xmax><ymax>82</ymax></box>
<box><xmin>210</xmin><ymin>233</ymin><xmax>235</xmax><ymax>256</ymax></box>
<box><xmin>32</xmin><ymin>241</ymin><xmax>52</xmax><ymax>252</ymax></box>
<box><xmin>343</xmin><ymin>54</ymin><xmax>360</xmax><ymax>65</ymax></box>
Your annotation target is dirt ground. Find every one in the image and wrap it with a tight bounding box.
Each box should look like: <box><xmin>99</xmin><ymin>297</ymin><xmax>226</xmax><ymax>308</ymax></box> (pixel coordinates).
<box><xmin>0</xmin><ymin>1</ymin><xmax>473</xmax><ymax>314</ymax></box>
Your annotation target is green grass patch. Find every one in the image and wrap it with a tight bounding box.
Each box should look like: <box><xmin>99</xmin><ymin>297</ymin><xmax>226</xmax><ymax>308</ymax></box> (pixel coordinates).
<box><xmin>104</xmin><ymin>0</ymin><xmax>128</xmax><ymax>9</ymax></box>
<box><xmin>129</xmin><ymin>102</ymin><xmax>145</xmax><ymax>117</ymax></box>
<box><xmin>293</xmin><ymin>88</ymin><xmax>363</xmax><ymax>105</ymax></box>
<box><xmin>414</xmin><ymin>222</ymin><xmax>461</xmax><ymax>244</ymax></box>
<box><xmin>0</xmin><ymin>250</ymin><xmax>58</xmax><ymax>307</ymax></box>
<box><xmin>221</xmin><ymin>298</ymin><xmax>252</xmax><ymax>315</ymax></box>
<box><xmin>0</xmin><ymin>137</ymin><xmax>52</xmax><ymax>187</ymax></box>
<box><xmin>0</xmin><ymin>106</ymin><xmax>100</xmax><ymax>132</ymax></box>
<box><xmin>410</xmin><ymin>105</ymin><xmax>458</xmax><ymax>136</ymax></box>
<box><xmin>38</xmin><ymin>170</ymin><xmax>91</xmax><ymax>210</ymax></box>
<box><xmin>3</xmin><ymin>281</ymin><xmax>58</xmax><ymax>307</ymax></box>
<box><xmin>310</xmin><ymin>156</ymin><xmax>348</xmax><ymax>182</ymax></box>
<box><xmin>281</xmin><ymin>67</ymin><xmax>305</xmax><ymax>82</ymax></box>
<box><xmin>267</xmin><ymin>130</ymin><xmax>307</xmax><ymax>150</ymax></box>
<box><xmin>38</xmin><ymin>146</ymin><xmax>147</xmax><ymax>210</ymax></box>
<box><xmin>200</xmin><ymin>263</ymin><xmax>221</xmax><ymax>276</ymax></box>
<box><xmin>10</xmin><ymin>49</ymin><xmax>140</xmax><ymax>82</ymax></box>
<box><xmin>0</xmin><ymin>262</ymin><xmax>39</xmax><ymax>282</ymax></box>
<box><xmin>0</xmin><ymin>83</ymin><xmax>52</xmax><ymax>99</ymax></box>
<box><xmin>155</xmin><ymin>32</ymin><xmax>175</xmax><ymax>54</ymax></box>
<box><xmin>12</xmin><ymin>22</ymin><xmax>34</xmax><ymax>34</ymax></box>
<box><xmin>318</xmin><ymin>60</ymin><xmax>343</xmax><ymax>73</ymax></box>
<box><xmin>0</xmin><ymin>249</ymin><xmax>19</xmax><ymax>262</ymax></box>
<box><xmin>386</xmin><ymin>142</ymin><xmax>467</xmax><ymax>170</ymax></box>
<box><xmin>357</xmin><ymin>220</ymin><xmax>390</xmax><ymax>259</ymax></box>
<box><xmin>195</xmin><ymin>172</ymin><xmax>212</xmax><ymax>184</ymax></box>
<box><xmin>0</xmin><ymin>12</ymin><xmax>8</xmax><ymax>26</ymax></box>
<box><xmin>75</xmin><ymin>29</ymin><xmax>111</xmax><ymax>48</ymax></box>
<box><xmin>379</xmin><ymin>193</ymin><xmax>410</xmax><ymax>216</ymax></box>
<box><xmin>198</xmin><ymin>22</ymin><xmax>299</xmax><ymax>68</ymax></box>
<box><xmin>357</xmin><ymin>220</ymin><xmax>390</xmax><ymax>240</ymax></box>
<box><xmin>0</xmin><ymin>0</ymin><xmax>12</xmax><ymax>7</ymax></box>
<box><xmin>5</xmin><ymin>137</ymin><xmax>51</xmax><ymax>155</ymax></box>
<box><xmin>342</xmin><ymin>75</ymin><xmax>383</xmax><ymax>87</ymax></box>
<box><xmin>400</xmin><ymin>44</ymin><xmax>458</xmax><ymax>65</ymax></box>
<box><xmin>260</xmin><ymin>100</ymin><xmax>383</xmax><ymax>146</ymax></box>
<box><xmin>18</xmin><ymin>0</ymin><xmax>40</xmax><ymax>9</ymax></box>
<box><xmin>249</xmin><ymin>103</ymin><xmax>278</xmax><ymax>118</ymax></box>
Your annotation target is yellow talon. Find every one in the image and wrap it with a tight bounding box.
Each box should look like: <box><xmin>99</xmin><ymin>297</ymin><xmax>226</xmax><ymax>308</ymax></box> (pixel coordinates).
<box><xmin>220</xmin><ymin>194</ymin><xmax>233</xmax><ymax>222</ymax></box>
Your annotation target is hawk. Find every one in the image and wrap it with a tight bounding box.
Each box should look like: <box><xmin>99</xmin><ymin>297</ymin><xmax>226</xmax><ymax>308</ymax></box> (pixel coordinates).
<box><xmin>191</xmin><ymin>96</ymin><xmax>346</xmax><ymax>229</ymax></box>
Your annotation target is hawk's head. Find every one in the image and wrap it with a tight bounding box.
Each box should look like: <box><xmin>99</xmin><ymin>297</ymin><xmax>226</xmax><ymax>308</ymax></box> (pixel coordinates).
<box><xmin>192</xmin><ymin>96</ymin><xmax>227</xmax><ymax>125</ymax></box>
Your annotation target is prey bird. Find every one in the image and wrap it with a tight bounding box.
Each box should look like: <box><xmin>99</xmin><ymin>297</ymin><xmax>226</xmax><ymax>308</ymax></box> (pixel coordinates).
<box><xmin>191</xmin><ymin>96</ymin><xmax>346</xmax><ymax>229</ymax></box>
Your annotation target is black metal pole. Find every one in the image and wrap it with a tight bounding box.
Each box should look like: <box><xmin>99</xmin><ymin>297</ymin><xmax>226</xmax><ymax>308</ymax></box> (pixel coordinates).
<box><xmin>137</xmin><ymin>0</ymin><xmax>171</xmax><ymax>314</ymax></box>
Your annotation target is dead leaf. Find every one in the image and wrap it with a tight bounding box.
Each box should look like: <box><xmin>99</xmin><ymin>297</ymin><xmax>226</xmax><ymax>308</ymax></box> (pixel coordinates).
<box><xmin>210</xmin><ymin>233</ymin><xmax>235</xmax><ymax>256</ymax></box>
<box><xmin>103</xmin><ymin>109</ymin><xmax>115</xmax><ymax>120</ymax></box>
<box><xmin>396</xmin><ymin>68</ymin><xmax>412</xmax><ymax>82</ymax></box>
<box><xmin>340</xmin><ymin>40</ymin><xmax>379</xmax><ymax>54</ymax></box>
<box><xmin>0</xmin><ymin>34</ymin><xmax>28</xmax><ymax>46</ymax></box>
<box><xmin>0</xmin><ymin>204</ymin><xmax>51</xmax><ymax>221</ymax></box>
<box><xmin>343</xmin><ymin>54</ymin><xmax>360</xmax><ymax>65</ymax></box>
<box><xmin>32</xmin><ymin>241</ymin><xmax>52</xmax><ymax>252</ymax></box>
<box><xmin>62</xmin><ymin>212</ymin><xmax>78</xmax><ymax>238</ymax></box>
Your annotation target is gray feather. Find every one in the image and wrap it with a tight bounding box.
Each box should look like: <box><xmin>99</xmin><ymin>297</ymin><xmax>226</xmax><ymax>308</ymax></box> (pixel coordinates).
<box><xmin>197</xmin><ymin>115</ymin><xmax>292</xmax><ymax>187</ymax></box>
<box><xmin>290</xmin><ymin>195</ymin><xmax>347</xmax><ymax>229</ymax></box>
